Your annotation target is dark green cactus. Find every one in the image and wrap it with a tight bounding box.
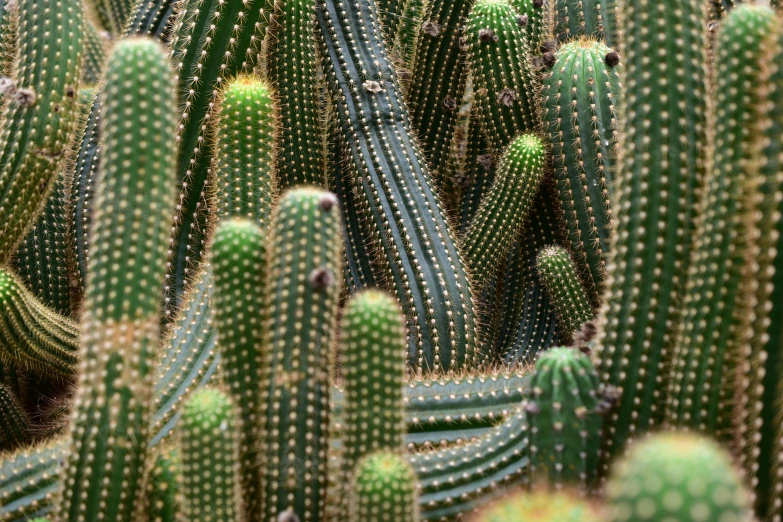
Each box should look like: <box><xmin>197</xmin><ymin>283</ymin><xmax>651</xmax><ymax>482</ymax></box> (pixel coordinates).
<box><xmin>465</xmin><ymin>0</ymin><xmax>539</xmax><ymax>152</ymax></box>
<box><xmin>473</xmin><ymin>491</ymin><xmax>601</xmax><ymax>522</ymax></box>
<box><xmin>87</xmin><ymin>0</ymin><xmax>135</xmax><ymax>35</ymax></box>
<box><xmin>124</xmin><ymin>0</ymin><xmax>176</xmax><ymax>38</ymax></box>
<box><xmin>0</xmin><ymin>383</ymin><xmax>29</xmax><ymax>451</ymax></box>
<box><xmin>527</xmin><ymin>346</ymin><xmax>601</xmax><ymax>491</ymax></box>
<box><xmin>0</xmin><ymin>439</ymin><xmax>63</xmax><ymax>522</ymax></box>
<box><xmin>553</xmin><ymin>0</ymin><xmax>617</xmax><ymax>45</ymax></box>
<box><xmin>541</xmin><ymin>38</ymin><xmax>621</xmax><ymax>302</ymax></box>
<box><xmin>535</xmin><ymin>246</ymin><xmax>593</xmax><ymax>341</ymax></box>
<box><xmin>457</xmin><ymin>106</ymin><xmax>494</xmax><ymax>236</ymax></box>
<box><xmin>179</xmin><ymin>388</ymin><xmax>241</xmax><ymax>522</ymax></box>
<box><xmin>463</xmin><ymin>134</ymin><xmax>545</xmax><ymax>292</ymax></box>
<box><xmin>0</xmin><ymin>0</ymin><xmax>83</xmax><ymax>263</ymax></box>
<box><xmin>349</xmin><ymin>452</ymin><xmax>420</xmax><ymax>522</ymax></box>
<box><xmin>82</xmin><ymin>19</ymin><xmax>108</xmax><ymax>85</ymax></box>
<box><xmin>508</xmin><ymin>0</ymin><xmax>548</xmax><ymax>55</ymax></box>
<box><xmin>58</xmin><ymin>37</ymin><xmax>176</xmax><ymax>522</ymax></box>
<box><xmin>605</xmin><ymin>433</ymin><xmax>752</xmax><ymax>522</ymax></box>
<box><xmin>146</xmin><ymin>447</ymin><xmax>180</xmax><ymax>522</ymax></box>
<box><xmin>260</xmin><ymin>188</ymin><xmax>342</xmax><ymax>522</ymax></box>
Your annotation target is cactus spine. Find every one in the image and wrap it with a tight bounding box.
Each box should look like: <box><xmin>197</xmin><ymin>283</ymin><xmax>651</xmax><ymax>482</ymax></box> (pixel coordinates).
<box><xmin>260</xmin><ymin>188</ymin><xmax>343</xmax><ymax>522</ymax></box>
<box><xmin>179</xmin><ymin>388</ymin><xmax>242</xmax><ymax>522</ymax></box>
<box><xmin>508</xmin><ymin>0</ymin><xmax>548</xmax><ymax>56</ymax></box>
<box><xmin>536</xmin><ymin>246</ymin><xmax>593</xmax><ymax>340</ymax></box>
<box><xmin>466</xmin><ymin>0</ymin><xmax>539</xmax><ymax>152</ymax></box>
<box><xmin>541</xmin><ymin>38</ymin><xmax>621</xmax><ymax>301</ymax></box>
<box><xmin>87</xmin><ymin>0</ymin><xmax>135</xmax><ymax>35</ymax></box>
<box><xmin>58</xmin><ymin>38</ymin><xmax>176</xmax><ymax>522</ymax></box>
<box><xmin>554</xmin><ymin>0</ymin><xmax>617</xmax><ymax>45</ymax></box>
<box><xmin>474</xmin><ymin>491</ymin><xmax>601</xmax><ymax>522</ymax></box>
<box><xmin>349</xmin><ymin>452</ymin><xmax>420</xmax><ymax>522</ymax></box>
<box><xmin>0</xmin><ymin>0</ymin><xmax>83</xmax><ymax>262</ymax></box>
<box><xmin>0</xmin><ymin>439</ymin><xmax>64</xmax><ymax>521</ymax></box>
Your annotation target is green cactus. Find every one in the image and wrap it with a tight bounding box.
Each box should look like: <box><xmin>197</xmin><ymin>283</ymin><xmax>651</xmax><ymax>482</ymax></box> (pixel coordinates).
<box><xmin>82</xmin><ymin>19</ymin><xmax>109</xmax><ymax>85</ymax></box>
<box><xmin>0</xmin><ymin>268</ymin><xmax>79</xmax><ymax>376</ymax></box>
<box><xmin>146</xmin><ymin>447</ymin><xmax>180</xmax><ymax>522</ymax></box>
<box><xmin>260</xmin><ymin>188</ymin><xmax>343</xmax><ymax>522</ymax></box>
<box><xmin>463</xmin><ymin>134</ymin><xmax>545</xmax><ymax>292</ymax></box>
<box><xmin>179</xmin><ymin>388</ymin><xmax>242</xmax><ymax>522</ymax></box>
<box><xmin>211</xmin><ymin>219</ymin><xmax>266</xmax><ymax>517</ymax></box>
<box><xmin>349</xmin><ymin>452</ymin><xmax>420</xmax><ymax>522</ymax></box>
<box><xmin>57</xmin><ymin>37</ymin><xmax>177</xmax><ymax>522</ymax></box>
<box><xmin>527</xmin><ymin>346</ymin><xmax>601</xmax><ymax>491</ymax></box>
<box><xmin>457</xmin><ymin>105</ymin><xmax>494</xmax><ymax>235</ymax></box>
<box><xmin>0</xmin><ymin>0</ymin><xmax>83</xmax><ymax>263</ymax></box>
<box><xmin>536</xmin><ymin>246</ymin><xmax>593</xmax><ymax>341</ymax></box>
<box><xmin>541</xmin><ymin>38</ymin><xmax>621</xmax><ymax>302</ymax></box>
<box><xmin>508</xmin><ymin>0</ymin><xmax>548</xmax><ymax>55</ymax></box>
<box><xmin>553</xmin><ymin>0</ymin><xmax>617</xmax><ymax>45</ymax></box>
<box><xmin>466</xmin><ymin>0</ymin><xmax>539</xmax><ymax>153</ymax></box>
<box><xmin>473</xmin><ymin>491</ymin><xmax>601</xmax><ymax>522</ymax></box>
<box><xmin>215</xmin><ymin>76</ymin><xmax>278</xmax><ymax>224</ymax></box>
<box><xmin>87</xmin><ymin>0</ymin><xmax>135</xmax><ymax>35</ymax></box>
<box><xmin>594</xmin><ymin>0</ymin><xmax>709</xmax><ymax>468</ymax></box>
<box><xmin>667</xmin><ymin>6</ymin><xmax>777</xmax><ymax>442</ymax></box>
<box><xmin>0</xmin><ymin>439</ymin><xmax>63</xmax><ymax>522</ymax></box>
<box><xmin>0</xmin><ymin>383</ymin><xmax>29</xmax><ymax>451</ymax></box>
<box><xmin>605</xmin><ymin>433</ymin><xmax>752</xmax><ymax>522</ymax></box>
<box><xmin>124</xmin><ymin>0</ymin><xmax>176</xmax><ymax>37</ymax></box>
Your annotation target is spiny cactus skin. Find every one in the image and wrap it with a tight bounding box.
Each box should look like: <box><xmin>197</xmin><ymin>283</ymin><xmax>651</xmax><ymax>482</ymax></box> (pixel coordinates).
<box><xmin>667</xmin><ymin>6</ymin><xmax>777</xmax><ymax>442</ymax></box>
<box><xmin>527</xmin><ymin>347</ymin><xmax>600</xmax><ymax>491</ymax></box>
<box><xmin>464</xmin><ymin>134</ymin><xmax>545</xmax><ymax>292</ymax></box>
<box><xmin>536</xmin><ymin>246</ymin><xmax>593</xmax><ymax>341</ymax></box>
<box><xmin>147</xmin><ymin>447</ymin><xmax>181</xmax><ymax>522</ymax></box>
<box><xmin>212</xmin><ymin>220</ymin><xmax>266</xmax><ymax>518</ymax></box>
<box><xmin>594</xmin><ymin>0</ymin><xmax>709</xmax><ymax>467</ymax></box>
<box><xmin>349</xmin><ymin>452</ymin><xmax>420</xmax><ymax>522</ymax></box>
<box><xmin>125</xmin><ymin>0</ymin><xmax>176</xmax><ymax>38</ymax></box>
<box><xmin>541</xmin><ymin>38</ymin><xmax>621</xmax><ymax>302</ymax></box>
<box><xmin>0</xmin><ymin>383</ymin><xmax>29</xmax><ymax>451</ymax></box>
<box><xmin>508</xmin><ymin>0</ymin><xmax>548</xmax><ymax>56</ymax></box>
<box><xmin>457</xmin><ymin>108</ymin><xmax>494</xmax><ymax>235</ymax></box>
<box><xmin>0</xmin><ymin>439</ymin><xmax>63</xmax><ymax>521</ymax></box>
<box><xmin>605</xmin><ymin>433</ymin><xmax>751</xmax><ymax>522</ymax></box>
<box><xmin>473</xmin><ymin>490</ymin><xmax>601</xmax><ymax>522</ymax></box>
<box><xmin>553</xmin><ymin>0</ymin><xmax>617</xmax><ymax>45</ymax></box>
<box><xmin>0</xmin><ymin>0</ymin><xmax>83</xmax><ymax>263</ymax></box>
<box><xmin>88</xmin><ymin>0</ymin><xmax>136</xmax><ymax>35</ymax></box>
<box><xmin>260</xmin><ymin>188</ymin><xmax>343</xmax><ymax>522</ymax></box>
<box><xmin>466</xmin><ymin>0</ymin><xmax>539</xmax><ymax>153</ymax></box>
<box><xmin>0</xmin><ymin>269</ymin><xmax>79</xmax><ymax>376</ymax></box>
<box><xmin>82</xmin><ymin>19</ymin><xmax>108</xmax><ymax>85</ymax></box>
<box><xmin>58</xmin><ymin>38</ymin><xmax>177</xmax><ymax>522</ymax></box>
<box><xmin>179</xmin><ymin>388</ymin><xmax>242</xmax><ymax>522</ymax></box>
<box><xmin>316</xmin><ymin>0</ymin><xmax>480</xmax><ymax>372</ymax></box>
<box><xmin>215</xmin><ymin>77</ymin><xmax>278</xmax><ymax>224</ymax></box>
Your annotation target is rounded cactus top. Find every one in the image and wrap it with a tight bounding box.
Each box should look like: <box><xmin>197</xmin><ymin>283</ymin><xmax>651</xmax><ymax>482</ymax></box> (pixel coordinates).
<box><xmin>534</xmin><ymin>346</ymin><xmax>591</xmax><ymax>371</ymax></box>
<box><xmin>554</xmin><ymin>37</ymin><xmax>620</xmax><ymax>65</ymax></box>
<box><xmin>472</xmin><ymin>490</ymin><xmax>601</xmax><ymax>522</ymax></box>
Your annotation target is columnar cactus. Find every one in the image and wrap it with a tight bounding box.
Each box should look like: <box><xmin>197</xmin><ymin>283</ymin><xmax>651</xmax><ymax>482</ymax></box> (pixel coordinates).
<box><xmin>466</xmin><ymin>0</ymin><xmax>539</xmax><ymax>152</ymax></box>
<box><xmin>87</xmin><ymin>0</ymin><xmax>136</xmax><ymax>35</ymax></box>
<box><xmin>473</xmin><ymin>491</ymin><xmax>601</xmax><ymax>522</ymax></box>
<box><xmin>536</xmin><ymin>246</ymin><xmax>593</xmax><ymax>341</ymax></box>
<box><xmin>82</xmin><ymin>19</ymin><xmax>109</xmax><ymax>85</ymax></box>
<box><xmin>508</xmin><ymin>0</ymin><xmax>548</xmax><ymax>56</ymax></box>
<box><xmin>58</xmin><ymin>37</ymin><xmax>176</xmax><ymax>522</ymax></box>
<box><xmin>349</xmin><ymin>452</ymin><xmax>420</xmax><ymax>522</ymax></box>
<box><xmin>605</xmin><ymin>433</ymin><xmax>752</xmax><ymax>522</ymax></box>
<box><xmin>260</xmin><ymin>188</ymin><xmax>343</xmax><ymax>522</ymax></box>
<box><xmin>553</xmin><ymin>0</ymin><xmax>617</xmax><ymax>45</ymax></box>
<box><xmin>179</xmin><ymin>388</ymin><xmax>242</xmax><ymax>522</ymax></box>
<box><xmin>541</xmin><ymin>38</ymin><xmax>621</xmax><ymax>301</ymax></box>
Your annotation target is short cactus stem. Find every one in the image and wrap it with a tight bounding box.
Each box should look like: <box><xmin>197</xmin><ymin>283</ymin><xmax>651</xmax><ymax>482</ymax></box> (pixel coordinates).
<box><xmin>349</xmin><ymin>452</ymin><xmax>420</xmax><ymax>522</ymax></box>
<box><xmin>179</xmin><ymin>388</ymin><xmax>242</xmax><ymax>522</ymax></box>
<box><xmin>473</xmin><ymin>490</ymin><xmax>601</xmax><ymax>522</ymax></box>
<box><xmin>536</xmin><ymin>246</ymin><xmax>594</xmax><ymax>342</ymax></box>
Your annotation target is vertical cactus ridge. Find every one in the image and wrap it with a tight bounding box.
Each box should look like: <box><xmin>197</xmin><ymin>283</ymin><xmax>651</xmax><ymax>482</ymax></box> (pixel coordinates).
<box><xmin>527</xmin><ymin>347</ymin><xmax>601</xmax><ymax>491</ymax></box>
<box><xmin>260</xmin><ymin>188</ymin><xmax>343</xmax><ymax>522</ymax></box>
<box><xmin>0</xmin><ymin>439</ymin><xmax>63</xmax><ymax>522</ymax></box>
<box><xmin>266</xmin><ymin>0</ymin><xmax>326</xmax><ymax>188</ymax></box>
<box><xmin>666</xmin><ymin>5</ymin><xmax>777</xmax><ymax>442</ymax></box>
<box><xmin>316</xmin><ymin>0</ymin><xmax>480</xmax><ymax>372</ymax></box>
<box><xmin>165</xmin><ymin>0</ymin><xmax>271</xmax><ymax>319</ymax></box>
<box><xmin>465</xmin><ymin>0</ymin><xmax>539</xmax><ymax>153</ymax></box>
<box><xmin>58</xmin><ymin>37</ymin><xmax>177</xmax><ymax>522</ymax></box>
<box><xmin>215</xmin><ymin>76</ymin><xmax>278</xmax><ymax>225</ymax></box>
<box><xmin>541</xmin><ymin>38</ymin><xmax>621</xmax><ymax>302</ymax></box>
<box><xmin>605</xmin><ymin>433</ymin><xmax>752</xmax><ymax>522</ymax></box>
<box><xmin>553</xmin><ymin>0</ymin><xmax>617</xmax><ymax>45</ymax></box>
<box><xmin>0</xmin><ymin>383</ymin><xmax>29</xmax><ymax>451</ymax></box>
<box><xmin>179</xmin><ymin>388</ymin><xmax>242</xmax><ymax>522</ymax></box>
<box><xmin>147</xmin><ymin>447</ymin><xmax>181</xmax><ymax>522</ymax></box>
<box><xmin>349</xmin><ymin>452</ymin><xmax>420</xmax><ymax>522</ymax></box>
<box><xmin>0</xmin><ymin>268</ymin><xmax>79</xmax><ymax>376</ymax></box>
<box><xmin>508</xmin><ymin>0</ymin><xmax>547</xmax><ymax>55</ymax></box>
<box><xmin>474</xmin><ymin>491</ymin><xmax>601</xmax><ymax>522</ymax></box>
<box><xmin>82</xmin><ymin>19</ymin><xmax>109</xmax><ymax>85</ymax></box>
<box><xmin>536</xmin><ymin>246</ymin><xmax>593</xmax><ymax>341</ymax></box>
<box><xmin>395</xmin><ymin>0</ymin><xmax>425</xmax><ymax>70</ymax></box>
<box><xmin>0</xmin><ymin>0</ymin><xmax>83</xmax><ymax>263</ymax></box>
<box><xmin>87</xmin><ymin>0</ymin><xmax>136</xmax><ymax>35</ymax></box>
<box><xmin>593</xmin><ymin>0</ymin><xmax>709</xmax><ymax>467</ymax></box>
<box><xmin>464</xmin><ymin>134</ymin><xmax>545</xmax><ymax>292</ymax></box>
<box><xmin>125</xmin><ymin>0</ymin><xmax>177</xmax><ymax>38</ymax></box>
<box><xmin>457</xmin><ymin>105</ymin><xmax>494</xmax><ymax>235</ymax></box>
<box><xmin>212</xmin><ymin>219</ymin><xmax>266</xmax><ymax>518</ymax></box>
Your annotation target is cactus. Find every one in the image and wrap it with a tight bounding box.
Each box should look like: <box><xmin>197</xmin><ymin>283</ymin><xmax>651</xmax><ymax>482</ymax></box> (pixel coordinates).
<box><xmin>0</xmin><ymin>0</ymin><xmax>83</xmax><ymax>263</ymax></box>
<box><xmin>594</xmin><ymin>0</ymin><xmax>709</xmax><ymax>468</ymax></box>
<box><xmin>553</xmin><ymin>0</ymin><xmax>617</xmax><ymax>45</ymax></box>
<box><xmin>541</xmin><ymin>38</ymin><xmax>621</xmax><ymax>301</ymax></box>
<box><xmin>473</xmin><ymin>491</ymin><xmax>601</xmax><ymax>522</ymax></box>
<box><xmin>526</xmin><ymin>346</ymin><xmax>601</xmax><ymax>491</ymax></box>
<box><xmin>215</xmin><ymin>76</ymin><xmax>278</xmax><ymax>224</ymax></box>
<box><xmin>0</xmin><ymin>439</ymin><xmax>63</xmax><ymax>521</ymax></box>
<box><xmin>260</xmin><ymin>188</ymin><xmax>343</xmax><ymax>522</ymax></box>
<box><xmin>667</xmin><ymin>6</ymin><xmax>777</xmax><ymax>442</ymax></box>
<box><xmin>146</xmin><ymin>447</ymin><xmax>180</xmax><ymax>522</ymax></box>
<box><xmin>82</xmin><ymin>19</ymin><xmax>109</xmax><ymax>85</ymax></box>
<box><xmin>211</xmin><ymin>219</ymin><xmax>266</xmax><ymax>517</ymax></box>
<box><xmin>179</xmin><ymin>388</ymin><xmax>242</xmax><ymax>522</ymax></box>
<box><xmin>605</xmin><ymin>433</ymin><xmax>752</xmax><ymax>522</ymax></box>
<box><xmin>87</xmin><ymin>0</ymin><xmax>136</xmax><ymax>35</ymax></box>
<box><xmin>349</xmin><ymin>452</ymin><xmax>420</xmax><ymax>522</ymax></box>
<box><xmin>457</xmin><ymin>106</ymin><xmax>495</xmax><ymax>235</ymax></box>
<box><xmin>316</xmin><ymin>0</ymin><xmax>481</xmax><ymax>372</ymax></box>
<box><xmin>463</xmin><ymin>134</ymin><xmax>545</xmax><ymax>292</ymax></box>
<box><xmin>124</xmin><ymin>0</ymin><xmax>177</xmax><ymax>38</ymax></box>
<box><xmin>0</xmin><ymin>383</ymin><xmax>29</xmax><ymax>451</ymax></box>
<box><xmin>465</xmin><ymin>0</ymin><xmax>539</xmax><ymax>153</ymax></box>
<box><xmin>57</xmin><ymin>37</ymin><xmax>176</xmax><ymax>522</ymax></box>
<box><xmin>536</xmin><ymin>246</ymin><xmax>593</xmax><ymax>341</ymax></box>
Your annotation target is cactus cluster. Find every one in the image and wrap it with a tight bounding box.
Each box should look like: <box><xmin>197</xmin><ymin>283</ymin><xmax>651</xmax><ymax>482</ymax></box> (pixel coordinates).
<box><xmin>2</xmin><ymin>0</ymin><xmax>783</xmax><ymax>521</ymax></box>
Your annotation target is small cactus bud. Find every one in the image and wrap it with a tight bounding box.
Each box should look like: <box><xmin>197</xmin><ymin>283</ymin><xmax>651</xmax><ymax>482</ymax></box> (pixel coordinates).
<box><xmin>542</xmin><ymin>51</ymin><xmax>556</xmax><ymax>68</ymax></box>
<box><xmin>516</xmin><ymin>14</ymin><xmax>528</xmax><ymax>27</ymax></box>
<box><xmin>604</xmin><ymin>50</ymin><xmax>620</xmax><ymax>67</ymax></box>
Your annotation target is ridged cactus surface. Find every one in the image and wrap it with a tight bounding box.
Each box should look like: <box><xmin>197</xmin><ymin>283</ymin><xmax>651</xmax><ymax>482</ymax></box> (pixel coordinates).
<box><xmin>536</xmin><ymin>246</ymin><xmax>593</xmax><ymax>340</ymax></box>
<box><xmin>349</xmin><ymin>452</ymin><xmax>420</xmax><ymax>522</ymax></box>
